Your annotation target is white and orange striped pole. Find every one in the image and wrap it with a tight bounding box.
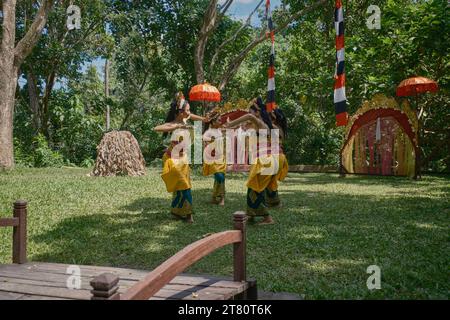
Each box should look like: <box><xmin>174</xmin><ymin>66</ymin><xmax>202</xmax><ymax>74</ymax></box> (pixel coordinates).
<box><xmin>334</xmin><ymin>0</ymin><xmax>349</xmax><ymax>127</ymax></box>
<box><xmin>266</xmin><ymin>0</ymin><xmax>277</xmax><ymax>112</ymax></box>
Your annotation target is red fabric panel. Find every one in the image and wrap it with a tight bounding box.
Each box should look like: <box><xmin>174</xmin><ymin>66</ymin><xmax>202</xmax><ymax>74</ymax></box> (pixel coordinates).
<box><xmin>336</xmin><ymin>35</ymin><xmax>344</xmax><ymax>51</ymax></box>
<box><xmin>268</xmin><ymin>66</ymin><xmax>275</xmax><ymax>78</ymax></box>
<box><xmin>336</xmin><ymin>112</ymin><xmax>349</xmax><ymax>127</ymax></box>
<box><xmin>334</xmin><ymin>74</ymin><xmax>346</xmax><ymax>89</ymax></box>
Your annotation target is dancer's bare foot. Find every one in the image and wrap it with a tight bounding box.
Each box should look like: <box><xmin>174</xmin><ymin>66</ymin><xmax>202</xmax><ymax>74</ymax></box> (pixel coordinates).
<box><xmin>219</xmin><ymin>198</ymin><xmax>225</xmax><ymax>206</ymax></box>
<box><xmin>258</xmin><ymin>216</ymin><xmax>275</xmax><ymax>225</ymax></box>
<box><xmin>186</xmin><ymin>215</ymin><xmax>194</xmax><ymax>224</ymax></box>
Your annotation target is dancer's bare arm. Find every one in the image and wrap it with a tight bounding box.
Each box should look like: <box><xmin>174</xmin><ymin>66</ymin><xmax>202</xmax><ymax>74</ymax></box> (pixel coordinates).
<box><xmin>153</xmin><ymin>122</ymin><xmax>191</xmax><ymax>133</ymax></box>
<box><xmin>189</xmin><ymin>113</ymin><xmax>207</xmax><ymax>122</ymax></box>
<box><xmin>224</xmin><ymin>114</ymin><xmax>269</xmax><ymax>130</ymax></box>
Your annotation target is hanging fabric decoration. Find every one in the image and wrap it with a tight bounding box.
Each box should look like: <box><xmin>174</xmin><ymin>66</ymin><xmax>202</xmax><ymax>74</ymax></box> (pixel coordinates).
<box><xmin>376</xmin><ymin>117</ymin><xmax>381</xmax><ymax>142</ymax></box>
<box><xmin>266</xmin><ymin>0</ymin><xmax>277</xmax><ymax>112</ymax></box>
<box><xmin>334</xmin><ymin>0</ymin><xmax>348</xmax><ymax>127</ymax></box>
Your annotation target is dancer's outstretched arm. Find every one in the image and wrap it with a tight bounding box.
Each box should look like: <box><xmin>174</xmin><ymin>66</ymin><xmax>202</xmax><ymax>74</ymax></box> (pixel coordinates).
<box><xmin>153</xmin><ymin>122</ymin><xmax>192</xmax><ymax>133</ymax></box>
<box><xmin>224</xmin><ymin>114</ymin><xmax>269</xmax><ymax>130</ymax></box>
<box><xmin>189</xmin><ymin>113</ymin><xmax>207</xmax><ymax>122</ymax></box>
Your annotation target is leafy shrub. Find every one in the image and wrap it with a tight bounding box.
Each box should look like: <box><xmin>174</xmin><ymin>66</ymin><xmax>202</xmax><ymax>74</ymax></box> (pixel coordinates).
<box><xmin>32</xmin><ymin>134</ymin><xmax>64</xmax><ymax>167</ymax></box>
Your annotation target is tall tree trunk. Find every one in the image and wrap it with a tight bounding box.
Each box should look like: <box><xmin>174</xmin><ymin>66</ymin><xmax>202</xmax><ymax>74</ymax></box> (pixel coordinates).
<box><xmin>0</xmin><ymin>0</ymin><xmax>55</xmax><ymax>169</ymax></box>
<box><xmin>41</xmin><ymin>70</ymin><xmax>56</xmax><ymax>139</ymax></box>
<box><xmin>26</xmin><ymin>71</ymin><xmax>41</xmax><ymax>131</ymax></box>
<box><xmin>0</xmin><ymin>0</ymin><xmax>18</xmax><ymax>169</ymax></box>
<box><xmin>0</xmin><ymin>72</ymin><xmax>18</xmax><ymax>169</ymax></box>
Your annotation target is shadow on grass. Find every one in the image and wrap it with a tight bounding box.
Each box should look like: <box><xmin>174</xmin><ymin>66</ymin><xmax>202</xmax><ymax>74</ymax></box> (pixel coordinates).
<box><xmin>30</xmin><ymin>175</ymin><xmax>449</xmax><ymax>299</ymax></box>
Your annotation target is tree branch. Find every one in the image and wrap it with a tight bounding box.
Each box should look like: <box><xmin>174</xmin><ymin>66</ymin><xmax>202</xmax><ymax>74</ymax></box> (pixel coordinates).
<box><xmin>218</xmin><ymin>0</ymin><xmax>327</xmax><ymax>90</ymax></box>
<box><xmin>210</xmin><ymin>0</ymin><xmax>264</xmax><ymax>74</ymax></box>
<box><xmin>219</xmin><ymin>0</ymin><xmax>233</xmax><ymax>15</ymax></box>
<box><xmin>14</xmin><ymin>0</ymin><xmax>57</xmax><ymax>67</ymax></box>
<box><xmin>194</xmin><ymin>0</ymin><xmax>220</xmax><ymax>84</ymax></box>
<box><xmin>1</xmin><ymin>0</ymin><xmax>17</xmax><ymax>55</ymax></box>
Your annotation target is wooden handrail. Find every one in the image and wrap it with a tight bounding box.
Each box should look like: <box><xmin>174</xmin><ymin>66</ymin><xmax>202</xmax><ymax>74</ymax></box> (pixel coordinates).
<box><xmin>122</xmin><ymin>230</ymin><xmax>242</xmax><ymax>300</ymax></box>
<box><xmin>0</xmin><ymin>201</ymin><xmax>27</xmax><ymax>264</ymax></box>
<box><xmin>91</xmin><ymin>211</ymin><xmax>248</xmax><ymax>300</ymax></box>
<box><xmin>0</xmin><ymin>218</ymin><xmax>19</xmax><ymax>227</ymax></box>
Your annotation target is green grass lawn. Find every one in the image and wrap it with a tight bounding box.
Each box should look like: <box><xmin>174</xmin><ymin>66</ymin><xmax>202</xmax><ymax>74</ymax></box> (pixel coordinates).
<box><xmin>1</xmin><ymin>167</ymin><xmax>449</xmax><ymax>299</ymax></box>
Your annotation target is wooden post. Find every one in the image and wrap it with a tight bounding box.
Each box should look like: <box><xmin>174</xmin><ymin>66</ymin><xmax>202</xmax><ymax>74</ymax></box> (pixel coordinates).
<box><xmin>339</xmin><ymin>147</ymin><xmax>346</xmax><ymax>178</ymax></box>
<box><xmin>233</xmin><ymin>211</ymin><xmax>247</xmax><ymax>283</ymax></box>
<box><xmin>105</xmin><ymin>59</ymin><xmax>110</xmax><ymax>131</ymax></box>
<box><xmin>90</xmin><ymin>273</ymin><xmax>121</xmax><ymax>300</ymax></box>
<box><xmin>13</xmin><ymin>200</ymin><xmax>27</xmax><ymax>264</ymax></box>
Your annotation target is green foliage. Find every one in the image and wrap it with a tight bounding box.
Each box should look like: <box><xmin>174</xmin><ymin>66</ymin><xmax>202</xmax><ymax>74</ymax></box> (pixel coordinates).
<box><xmin>13</xmin><ymin>138</ymin><xmax>34</xmax><ymax>168</ymax></box>
<box><xmin>32</xmin><ymin>134</ymin><xmax>65</xmax><ymax>168</ymax></box>
<box><xmin>50</xmin><ymin>92</ymin><xmax>104</xmax><ymax>165</ymax></box>
<box><xmin>80</xmin><ymin>158</ymin><xmax>95</xmax><ymax>168</ymax></box>
<box><xmin>12</xmin><ymin>0</ymin><xmax>450</xmax><ymax>171</ymax></box>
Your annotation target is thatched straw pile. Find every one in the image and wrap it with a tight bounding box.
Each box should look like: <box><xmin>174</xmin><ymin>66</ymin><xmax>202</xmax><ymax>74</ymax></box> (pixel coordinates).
<box><xmin>91</xmin><ymin>131</ymin><xmax>146</xmax><ymax>177</ymax></box>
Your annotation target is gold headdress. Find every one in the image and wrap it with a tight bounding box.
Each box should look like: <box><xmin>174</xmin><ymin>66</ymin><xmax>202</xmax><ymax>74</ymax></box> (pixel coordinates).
<box><xmin>175</xmin><ymin>92</ymin><xmax>187</xmax><ymax>110</ymax></box>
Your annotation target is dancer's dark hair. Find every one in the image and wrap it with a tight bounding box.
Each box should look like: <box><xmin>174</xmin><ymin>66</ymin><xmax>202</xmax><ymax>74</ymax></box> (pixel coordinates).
<box><xmin>251</xmin><ymin>96</ymin><xmax>273</xmax><ymax>130</ymax></box>
<box><xmin>165</xmin><ymin>92</ymin><xmax>187</xmax><ymax>123</ymax></box>
<box><xmin>164</xmin><ymin>92</ymin><xmax>188</xmax><ymax>137</ymax></box>
<box><xmin>273</xmin><ymin>108</ymin><xmax>288</xmax><ymax>137</ymax></box>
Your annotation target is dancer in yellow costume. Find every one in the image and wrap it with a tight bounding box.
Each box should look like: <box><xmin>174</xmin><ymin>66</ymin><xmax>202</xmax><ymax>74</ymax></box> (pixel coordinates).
<box><xmin>154</xmin><ymin>93</ymin><xmax>206</xmax><ymax>223</ymax></box>
<box><xmin>266</xmin><ymin>103</ymin><xmax>289</xmax><ymax>208</ymax></box>
<box><xmin>203</xmin><ymin>110</ymin><xmax>227</xmax><ymax>206</ymax></box>
<box><xmin>225</xmin><ymin>97</ymin><xmax>288</xmax><ymax>225</ymax></box>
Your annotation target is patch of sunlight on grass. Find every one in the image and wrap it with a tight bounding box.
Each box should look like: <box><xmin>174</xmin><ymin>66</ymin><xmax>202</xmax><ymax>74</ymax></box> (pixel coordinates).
<box><xmin>301</xmin><ymin>233</ymin><xmax>324</xmax><ymax>240</ymax></box>
<box><xmin>411</xmin><ymin>222</ymin><xmax>444</xmax><ymax>230</ymax></box>
<box><xmin>304</xmin><ymin>259</ymin><xmax>366</xmax><ymax>272</ymax></box>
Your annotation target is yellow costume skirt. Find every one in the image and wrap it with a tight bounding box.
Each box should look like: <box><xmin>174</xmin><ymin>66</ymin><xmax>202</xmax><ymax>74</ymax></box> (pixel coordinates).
<box><xmin>246</xmin><ymin>153</ymin><xmax>288</xmax><ymax>216</ymax></box>
<box><xmin>162</xmin><ymin>153</ymin><xmax>192</xmax><ymax>217</ymax></box>
<box><xmin>203</xmin><ymin>162</ymin><xmax>226</xmax><ymax>204</ymax></box>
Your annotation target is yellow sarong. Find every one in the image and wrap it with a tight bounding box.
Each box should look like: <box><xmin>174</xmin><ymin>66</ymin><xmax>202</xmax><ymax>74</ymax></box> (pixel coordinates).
<box><xmin>247</xmin><ymin>153</ymin><xmax>288</xmax><ymax>193</ymax></box>
<box><xmin>161</xmin><ymin>153</ymin><xmax>191</xmax><ymax>193</ymax></box>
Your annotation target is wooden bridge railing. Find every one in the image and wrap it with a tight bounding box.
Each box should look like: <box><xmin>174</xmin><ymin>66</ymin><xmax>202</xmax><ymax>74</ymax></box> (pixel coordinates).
<box><xmin>90</xmin><ymin>212</ymin><xmax>250</xmax><ymax>300</ymax></box>
<box><xmin>0</xmin><ymin>200</ymin><xmax>27</xmax><ymax>264</ymax></box>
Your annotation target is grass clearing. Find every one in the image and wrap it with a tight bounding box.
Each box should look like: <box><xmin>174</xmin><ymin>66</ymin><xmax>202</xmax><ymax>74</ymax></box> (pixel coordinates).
<box><xmin>1</xmin><ymin>167</ymin><xmax>449</xmax><ymax>299</ymax></box>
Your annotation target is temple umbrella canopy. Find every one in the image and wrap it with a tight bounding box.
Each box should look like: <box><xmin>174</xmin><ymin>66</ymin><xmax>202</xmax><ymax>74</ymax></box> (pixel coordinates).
<box><xmin>396</xmin><ymin>76</ymin><xmax>439</xmax><ymax>180</ymax></box>
<box><xmin>396</xmin><ymin>76</ymin><xmax>439</xmax><ymax>97</ymax></box>
<box><xmin>189</xmin><ymin>83</ymin><xmax>221</xmax><ymax>116</ymax></box>
<box><xmin>189</xmin><ymin>83</ymin><xmax>221</xmax><ymax>103</ymax></box>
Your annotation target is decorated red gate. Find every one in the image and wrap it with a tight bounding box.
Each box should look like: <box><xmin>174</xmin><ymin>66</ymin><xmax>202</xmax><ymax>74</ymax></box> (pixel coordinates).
<box><xmin>341</xmin><ymin>95</ymin><xmax>419</xmax><ymax>177</ymax></box>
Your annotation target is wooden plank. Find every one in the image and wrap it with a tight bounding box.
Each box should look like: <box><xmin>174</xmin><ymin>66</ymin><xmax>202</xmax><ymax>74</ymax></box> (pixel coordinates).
<box><xmin>171</xmin><ymin>275</ymin><xmax>248</xmax><ymax>290</ymax></box>
<box><xmin>0</xmin><ymin>276</ymin><xmax>131</xmax><ymax>292</ymax></box>
<box><xmin>159</xmin><ymin>283</ymin><xmax>240</xmax><ymax>300</ymax></box>
<box><xmin>0</xmin><ymin>270</ymin><xmax>139</xmax><ymax>290</ymax></box>
<box><xmin>0</xmin><ymin>218</ymin><xmax>19</xmax><ymax>227</ymax></box>
<box><xmin>0</xmin><ymin>291</ymin><xmax>24</xmax><ymax>300</ymax></box>
<box><xmin>0</xmin><ymin>282</ymin><xmax>91</xmax><ymax>300</ymax></box>
<box><xmin>152</xmin><ymin>288</ymin><xmax>226</xmax><ymax>300</ymax></box>
<box><xmin>0</xmin><ymin>263</ymin><xmax>150</xmax><ymax>280</ymax></box>
<box><xmin>18</xmin><ymin>295</ymin><xmax>70</xmax><ymax>300</ymax></box>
